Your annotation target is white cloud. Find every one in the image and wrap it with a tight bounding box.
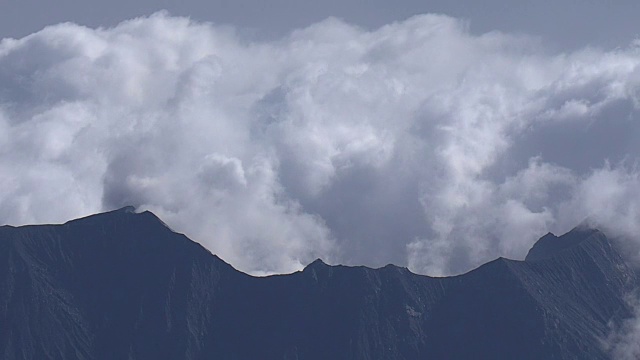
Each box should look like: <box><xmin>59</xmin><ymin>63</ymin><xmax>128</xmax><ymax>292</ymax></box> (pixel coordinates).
<box><xmin>1</xmin><ymin>12</ymin><xmax>640</xmax><ymax>275</ymax></box>
<box><xmin>603</xmin><ymin>293</ymin><xmax>640</xmax><ymax>360</ymax></box>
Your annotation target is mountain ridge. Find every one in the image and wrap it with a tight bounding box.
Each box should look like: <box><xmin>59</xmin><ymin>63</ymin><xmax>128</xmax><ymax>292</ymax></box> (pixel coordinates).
<box><xmin>0</xmin><ymin>207</ymin><xmax>637</xmax><ymax>359</ymax></box>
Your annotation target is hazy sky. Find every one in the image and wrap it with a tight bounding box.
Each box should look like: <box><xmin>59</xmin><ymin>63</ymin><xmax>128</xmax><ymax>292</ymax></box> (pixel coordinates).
<box><xmin>2</xmin><ymin>0</ymin><xmax>640</xmax><ymax>49</ymax></box>
<box><xmin>1</xmin><ymin>1</ymin><xmax>640</xmax><ymax>280</ymax></box>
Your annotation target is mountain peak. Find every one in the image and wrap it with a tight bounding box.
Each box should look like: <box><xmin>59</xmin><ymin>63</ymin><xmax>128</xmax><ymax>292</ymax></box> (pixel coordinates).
<box><xmin>525</xmin><ymin>225</ymin><xmax>603</xmax><ymax>262</ymax></box>
<box><xmin>304</xmin><ymin>258</ymin><xmax>328</xmax><ymax>270</ymax></box>
<box><xmin>64</xmin><ymin>206</ymin><xmax>171</xmax><ymax>229</ymax></box>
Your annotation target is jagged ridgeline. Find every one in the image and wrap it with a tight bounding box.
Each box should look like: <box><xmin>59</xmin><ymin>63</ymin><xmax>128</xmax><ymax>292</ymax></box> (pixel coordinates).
<box><xmin>0</xmin><ymin>207</ymin><xmax>637</xmax><ymax>359</ymax></box>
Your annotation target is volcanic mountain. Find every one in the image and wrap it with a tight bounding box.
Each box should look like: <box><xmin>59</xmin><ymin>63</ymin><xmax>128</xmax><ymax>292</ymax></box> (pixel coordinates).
<box><xmin>0</xmin><ymin>207</ymin><xmax>636</xmax><ymax>359</ymax></box>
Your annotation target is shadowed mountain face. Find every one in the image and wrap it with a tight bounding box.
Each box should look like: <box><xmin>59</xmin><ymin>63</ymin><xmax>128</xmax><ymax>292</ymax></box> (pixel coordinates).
<box><xmin>0</xmin><ymin>208</ymin><xmax>637</xmax><ymax>359</ymax></box>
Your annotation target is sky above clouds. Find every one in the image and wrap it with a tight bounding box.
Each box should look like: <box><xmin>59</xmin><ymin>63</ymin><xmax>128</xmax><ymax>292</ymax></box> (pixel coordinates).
<box><xmin>2</xmin><ymin>0</ymin><xmax>640</xmax><ymax>49</ymax></box>
<box><xmin>1</xmin><ymin>2</ymin><xmax>640</xmax><ymax>279</ymax></box>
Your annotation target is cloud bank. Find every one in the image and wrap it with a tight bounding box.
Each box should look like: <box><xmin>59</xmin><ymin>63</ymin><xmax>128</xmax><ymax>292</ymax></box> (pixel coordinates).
<box><xmin>1</xmin><ymin>12</ymin><xmax>640</xmax><ymax>275</ymax></box>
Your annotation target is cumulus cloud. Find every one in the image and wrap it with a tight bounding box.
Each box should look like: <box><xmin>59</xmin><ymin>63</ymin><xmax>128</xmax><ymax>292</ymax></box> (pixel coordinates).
<box><xmin>603</xmin><ymin>292</ymin><xmax>640</xmax><ymax>360</ymax></box>
<box><xmin>1</xmin><ymin>12</ymin><xmax>640</xmax><ymax>275</ymax></box>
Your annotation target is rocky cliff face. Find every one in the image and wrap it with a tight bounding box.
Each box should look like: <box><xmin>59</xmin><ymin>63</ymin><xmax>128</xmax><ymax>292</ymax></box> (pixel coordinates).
<box><xmin>0</xmin><ymin>208</ymin><xmax>636</xmax><ymax>359</ymax></box>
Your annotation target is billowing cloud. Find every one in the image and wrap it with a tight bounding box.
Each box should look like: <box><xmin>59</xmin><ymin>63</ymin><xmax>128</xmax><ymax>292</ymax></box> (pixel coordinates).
<box><xmin>1</xmin><ymin>12</ymin><xmax>640</xmax><ymax>275</ymax></box>
<box><xmin>603</xmin><ymin>292</ymin><xmax>640</xmax><ymax>360</ymax></box>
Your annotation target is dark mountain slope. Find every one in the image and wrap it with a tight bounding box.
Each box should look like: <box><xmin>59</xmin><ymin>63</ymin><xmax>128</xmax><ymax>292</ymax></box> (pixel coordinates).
<box><xmin>0</xmin><ymin>208</ymin><xmax>636</xmax><ymax>359</ymax></box>
<box><xmin>0</xmin><ymin>208</ymin><xmax>245</xmax><ymax>359</ymax></box>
